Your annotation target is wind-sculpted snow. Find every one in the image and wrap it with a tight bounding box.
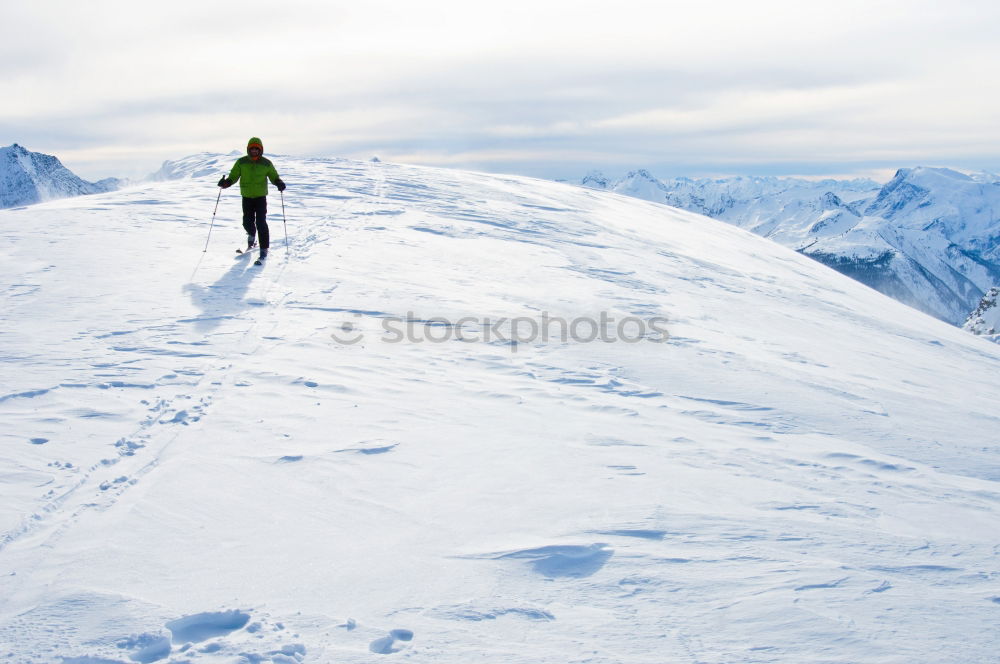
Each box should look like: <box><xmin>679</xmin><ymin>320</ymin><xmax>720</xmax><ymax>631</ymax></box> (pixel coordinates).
<box><xmin>1</xmin><ymin>155</ymin><xmax>1000</xmax><ymax>662</ymax></box>
<box><xmin>164</xmin><ymin>610</ymin><xmax>251</xmax><ymax>643</ymax></box>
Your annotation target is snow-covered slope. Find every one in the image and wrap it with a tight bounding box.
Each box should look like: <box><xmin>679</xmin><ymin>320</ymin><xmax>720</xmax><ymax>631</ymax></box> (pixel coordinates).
<box><xmin>584</xmin><ymin>168</ymin><xmax>1000</xmax><ymax>325</ymax></box>
<box><xmin>0</xmin><ymin>144</ymin><xmax>121</xmax><ymax>208</ymax></box>
<box><xmin>3</xmin><ymin>155</ymin><xmax>1000</xmax><ymax>663</ymax></box>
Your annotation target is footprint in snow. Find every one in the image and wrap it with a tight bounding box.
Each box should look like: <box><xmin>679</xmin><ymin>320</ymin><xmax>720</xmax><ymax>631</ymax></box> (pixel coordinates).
<box><xmin>116</xmin><ymin>632</ymin><xmax>172</xmax><ymax>663</ymax></box>
<box><xmin>99</xmin><ymin>476</ymin><xmax>131</xmax><ymax>491</ymax></box>
<box><xmin>370</xmin><ymin>629</ymin><xmax>414</xmax><ymax>654</ymax></box>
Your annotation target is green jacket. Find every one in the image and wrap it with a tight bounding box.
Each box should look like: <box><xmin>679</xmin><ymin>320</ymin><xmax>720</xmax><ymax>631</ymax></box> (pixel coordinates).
<box><xmin>228</xmin><ymin>156</ymin><xmax>280</xmax><ymax>198</ymax></box>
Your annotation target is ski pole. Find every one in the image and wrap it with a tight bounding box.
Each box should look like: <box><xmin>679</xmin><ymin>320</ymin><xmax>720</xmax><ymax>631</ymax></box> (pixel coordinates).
<box><xmin>203</xmin><ymin>184</ymin><xmax>223</xmax><ymax>253</ymax></box>
<box><xmin>281</xmin><ymin>189</ymin><xmax>288</xmax><ymax>251</ymax></box>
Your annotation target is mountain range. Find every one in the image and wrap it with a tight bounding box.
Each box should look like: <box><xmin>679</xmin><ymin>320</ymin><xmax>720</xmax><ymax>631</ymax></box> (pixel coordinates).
<box><xmin>581</xmin><ymin>167</ymin><xmax>1000</xmax><ymax>327</ymax></box>
<box><xmin>0</xmin><ymin>143</ymin><xmax>121</xmax><ymax>208</ymax></box>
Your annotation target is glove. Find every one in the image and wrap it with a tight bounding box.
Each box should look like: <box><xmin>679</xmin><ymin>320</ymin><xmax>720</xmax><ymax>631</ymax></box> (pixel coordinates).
<box><xmin>217</xmin><ymin>177</ymin><xmax>231</xmax><ymax>188</ymax></box>
<box><xmin>275</xmin><ymin>179</ymin><xmax>286</xmax><ymax>192</ymax></box>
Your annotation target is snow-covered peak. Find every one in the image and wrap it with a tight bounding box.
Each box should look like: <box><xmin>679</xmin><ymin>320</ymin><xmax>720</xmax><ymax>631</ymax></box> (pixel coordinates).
<box><xmin>0</xmin><ymin>143</ymin><xmax>121</xmax><ymax>208</ymax></box>
<box><xmin>149</xmin><ymin>152</ymin><xmax>239</xmax><ymax>180</ymax></box>
<box><xmin>894</xmin><ymin>165</ymin><xmax>974</xmax><ymax>187</ymax></box>
<box><xmin>864</xmin><ymin>166</ymin><xmax>1000</xmax><ymax>237</ymax></box>
<box><xmin>580</xmin><ymin>170</ymin><xmax>610</xmax><ymax>190</ymax></box>
<box><xmin>611</xmin><ymin>169</ymin><xmax>669</xmax><ymax>200</ymax></box>
<box><xmin>820</xmin><ymin>191</ymin><xmax>849</xmax><ymax>210</ymax></box>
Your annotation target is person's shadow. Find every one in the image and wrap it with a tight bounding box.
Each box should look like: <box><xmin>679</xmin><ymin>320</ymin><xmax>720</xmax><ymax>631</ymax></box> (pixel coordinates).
<box><xmin>183</xmin><ymin>255</ymin><xmax>263</xmax><ymax>334</ymax></box>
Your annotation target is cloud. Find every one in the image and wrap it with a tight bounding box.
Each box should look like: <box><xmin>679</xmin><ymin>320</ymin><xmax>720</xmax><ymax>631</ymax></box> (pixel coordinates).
<box><xmin>4</xmin><ymin>0</ymin><xmax>1000</xmax><ymax>180</ymax></box>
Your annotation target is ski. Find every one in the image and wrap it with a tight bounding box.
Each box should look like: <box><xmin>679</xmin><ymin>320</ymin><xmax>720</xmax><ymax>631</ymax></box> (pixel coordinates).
<box><xmin>237</xmin><ymin>235</ymin><xmax>257</xmax><ymax>255</ymax></box>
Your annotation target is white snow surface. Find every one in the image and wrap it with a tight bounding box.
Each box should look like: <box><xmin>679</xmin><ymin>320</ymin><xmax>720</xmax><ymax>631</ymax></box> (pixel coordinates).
<box><xmin>2</xmin><ymin>155</ymin><xmax>1000</xmax><ymax>663</ymax></box>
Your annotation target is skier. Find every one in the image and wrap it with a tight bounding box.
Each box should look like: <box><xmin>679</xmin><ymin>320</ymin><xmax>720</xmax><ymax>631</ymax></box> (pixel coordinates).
<box><xmin>218</xmin><ymin>137</ymin><xmax>285</xmax><ymax>262</ymax></box>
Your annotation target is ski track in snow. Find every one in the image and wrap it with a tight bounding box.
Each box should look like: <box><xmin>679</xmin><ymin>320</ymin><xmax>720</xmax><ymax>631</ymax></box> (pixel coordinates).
<box><xmin>1</xmin><ymin>155</ymin><xmax>1000</xmax><ymax>662</ymax></box>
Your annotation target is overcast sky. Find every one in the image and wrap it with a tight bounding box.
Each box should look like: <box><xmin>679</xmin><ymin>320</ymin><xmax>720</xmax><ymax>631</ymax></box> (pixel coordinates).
<box><xmin>4</xmin><ymin>0</ymin><xmax>1000</xmax><ymax>182</ymax></box>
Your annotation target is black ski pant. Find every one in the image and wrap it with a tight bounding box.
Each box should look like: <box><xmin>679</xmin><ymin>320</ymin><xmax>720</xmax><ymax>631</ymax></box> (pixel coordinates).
<box><xmin>242</xmin><ymin>196</ymin><xmax>269</xmax><ymax>249</ymax></box>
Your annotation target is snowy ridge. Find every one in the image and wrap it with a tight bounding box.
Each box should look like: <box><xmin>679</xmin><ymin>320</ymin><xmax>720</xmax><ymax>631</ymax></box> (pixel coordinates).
<box><xmin>2</xmin><ymin>154</ymin><xmax>1000</xmax><ymax>662</ymax></box>
<box><xmin>582</xmin><ymin>167</ymin><xmax>1000</xmax><ymax>325</ymax></box>
<box><xmin>148</xmin><ymin>151</ymin><xmax>242</xmax><ymax>181</ymax></box>
<box><xmin>0</xmin><ymin>144</ymin><xmax>120</xmax><ymax>208</ymax></box>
